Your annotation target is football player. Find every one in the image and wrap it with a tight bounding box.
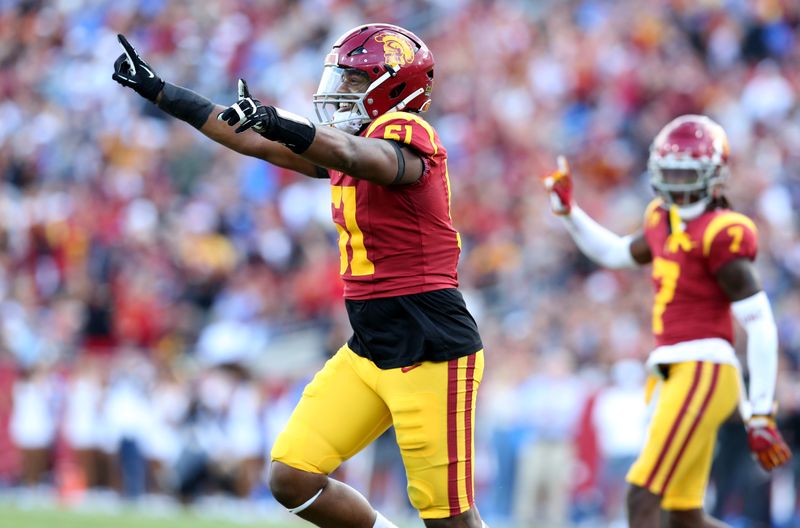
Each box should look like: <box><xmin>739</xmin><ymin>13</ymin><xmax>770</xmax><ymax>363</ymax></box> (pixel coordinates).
<box><xmin>113</xmin><ymin>25</ymin><xmax>489</xmax><ymax>528</ymax></box>
<box><xmin>543</xmin><ymin>115</ymin><xmax>791</xmax><ymax>527</ymax></box>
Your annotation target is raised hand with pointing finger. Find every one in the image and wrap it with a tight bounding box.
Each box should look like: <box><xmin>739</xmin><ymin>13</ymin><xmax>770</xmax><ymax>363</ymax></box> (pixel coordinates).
<box><xmin>111</xmin><ymin>34</ymin><xmax>164</xmax><ymax>102</ymax></box>
<box><xmin>217</xmin><ymin>78</ymin><xmax>317</xmax><ymax>153</ymax></box>
<box><xmin>542</xmin><ymin>155</ymin><xmax>573</xmax><ymax>216</ymax></box>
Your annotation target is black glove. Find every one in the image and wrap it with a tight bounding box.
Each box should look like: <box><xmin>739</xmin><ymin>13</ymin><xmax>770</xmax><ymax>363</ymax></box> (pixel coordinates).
<box><xmin>112</xmin><ymin>34</ymin><xmax>165</xmax><ymax>102</ymax></box>
<box><xmin>217</xmin><ymin>79</ymin><xmax>270</xmax><ymax>134</ymax></box>
<box><xmin>217</xmin><ymin>79</ymin><xmax>317</xmax><ymax>153</ymax></box>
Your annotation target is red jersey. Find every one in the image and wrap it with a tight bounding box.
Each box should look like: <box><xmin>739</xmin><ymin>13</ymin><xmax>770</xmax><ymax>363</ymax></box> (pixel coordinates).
<box><xmin>642</xmin><ymin>199</ymin><xmax>758</xmax><ymax>347</ymax></box>
<box><xmin>328</xmin><ymin>112</ymin><xmax>461</xmax><ymax>300</ymax></box>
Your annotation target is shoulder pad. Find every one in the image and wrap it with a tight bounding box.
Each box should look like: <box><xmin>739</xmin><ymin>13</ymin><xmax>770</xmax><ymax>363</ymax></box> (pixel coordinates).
<box><xmin>702</xmin><ymin>211</ymin><xmax>758</xmax><ymax>257</ymax></box>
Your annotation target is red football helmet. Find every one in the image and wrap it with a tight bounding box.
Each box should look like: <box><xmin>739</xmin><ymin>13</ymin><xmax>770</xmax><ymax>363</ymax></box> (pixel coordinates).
<box><xmin>313</xmin><ymin>23</ymin><xmax>434</xmax><ymax>133</ymax></box>
<box><xmin>648</xmin><ymin>114</ymin><xmax>730</xmax><ymax>217</ymax></box>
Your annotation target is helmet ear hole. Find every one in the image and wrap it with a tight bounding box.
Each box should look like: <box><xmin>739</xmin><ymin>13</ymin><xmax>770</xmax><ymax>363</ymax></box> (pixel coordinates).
<box><xmin>389</xmin><ymin>82</ymin><xmax>406</xmax><ymax>99</ymax></box>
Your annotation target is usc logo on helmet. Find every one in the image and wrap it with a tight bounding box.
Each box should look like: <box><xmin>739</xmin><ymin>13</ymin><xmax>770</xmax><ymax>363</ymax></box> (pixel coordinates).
<box><xmin>375</xmin><ymin>33</ymin><xmax>415</xmax><ymax>67</ymax></box>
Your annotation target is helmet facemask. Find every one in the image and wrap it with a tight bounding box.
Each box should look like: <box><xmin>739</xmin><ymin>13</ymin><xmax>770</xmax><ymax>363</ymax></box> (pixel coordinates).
<box><xmin>648</xmin><ymin>114</ymin><xmax>731</xmax><ymax>220</ymax></box>
<box><xmin>649</xmin><ymin>156</ymin><xmax>728</xmax><ymax>220</ymax></box>
<box><xmin>314</xmin><ymin>66</ymin><xmax>375</xmax><ymax>134</ymax></box>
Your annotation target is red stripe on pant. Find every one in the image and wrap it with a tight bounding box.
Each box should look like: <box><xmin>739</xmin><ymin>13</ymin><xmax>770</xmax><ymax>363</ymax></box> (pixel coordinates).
<box><xmin>447</xmin><ymin>358</ymin><xmax>460</xmax><ymax>516</ymax></box>
<box><xmin>464</xmin><ymin>354</ymin><xmax>476</xmax><ymax>508</ymax></box>
<box><xmin>644</xmin><ymin>362</ymin><xmax>703</xmax><ymax>490</ymax></box>
<box><xmin>660</xmin><ymin>363</ymin><xmax>720</xmax><ymax>493</ymax></box>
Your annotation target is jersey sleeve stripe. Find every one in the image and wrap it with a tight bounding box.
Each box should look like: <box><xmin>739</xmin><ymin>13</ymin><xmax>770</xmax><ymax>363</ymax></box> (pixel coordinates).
<box><xmin>644</xmin><ymin>198</ymin><xmax>663</xmax><ymax>226</ymax></box>
<box><xmin>365</xmin><ymin>111</ymin><xmax>438</xmax><ymax>155</ymax></box>
<box><xmin>702</xmin><ymin>212</ymin><xmax>758</xmax><ymax>257</ymax></box>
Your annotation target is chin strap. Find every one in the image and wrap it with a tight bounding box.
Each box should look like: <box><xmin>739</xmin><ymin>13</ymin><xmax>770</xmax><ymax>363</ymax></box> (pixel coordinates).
<box><xmin>332</xmin><ymin>116</ymin><xmax>366</xmax><ymax>135</ymax></box>
<box><xmin>666</xmin><ymin>205</ymin><xmax>694</xmax><ymax>253</ymax></box>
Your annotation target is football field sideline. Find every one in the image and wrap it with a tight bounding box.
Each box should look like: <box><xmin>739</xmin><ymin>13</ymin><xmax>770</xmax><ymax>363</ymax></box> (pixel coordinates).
<box><xmin>0</xmin><ymin>503</ymin><xmax>306</xmax><ymax>528</ymax></box>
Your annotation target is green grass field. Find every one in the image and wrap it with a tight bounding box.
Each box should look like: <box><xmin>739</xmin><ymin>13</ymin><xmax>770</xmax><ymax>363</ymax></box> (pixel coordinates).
<box><xmin>0</xmin><ymin>503</ymin><xmax>306</xmax><ymax>528</ymax></box>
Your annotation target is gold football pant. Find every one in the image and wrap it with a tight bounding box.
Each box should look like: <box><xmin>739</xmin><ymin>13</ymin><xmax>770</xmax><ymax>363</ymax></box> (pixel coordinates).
<box><xmin>627</xmin><ymin>361</ymin><xmax>739</xmax><ymax>510</ymax></box>
<box><xmin>271</xmin><ymin>344</ymin><xmax>484</xmax><ymax>519</ymax></box>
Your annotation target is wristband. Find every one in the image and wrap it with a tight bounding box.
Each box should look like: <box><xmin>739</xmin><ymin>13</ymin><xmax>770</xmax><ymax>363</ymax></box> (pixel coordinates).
<box><xmin>261</xmin><ymin>107</ymin><xmax>316</xmax><ymax>154</ymax></box>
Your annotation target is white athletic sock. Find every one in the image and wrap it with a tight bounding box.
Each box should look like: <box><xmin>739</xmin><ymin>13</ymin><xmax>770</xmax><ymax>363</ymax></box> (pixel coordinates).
<box><xmin>373</xmin><ymin>511</ymin><xmax>399</xmax><ymax>528</ymax></box>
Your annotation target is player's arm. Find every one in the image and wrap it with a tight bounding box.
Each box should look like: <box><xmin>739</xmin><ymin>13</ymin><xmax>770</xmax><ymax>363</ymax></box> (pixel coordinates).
<box><xmin>196</xmin><ymin>98</ymin><xmax>323</xmax><ymax>177</ymax></box>
<box><xmin>216</xmin><ymin>82</ymin><xmax>422</xmax><ymax>186</ymax></box>
<box><xmin>112</xmin><ymin>34</ymin><xmax>324</xmax><ymax>178</ymax></box>
<box><xmin>713</xmin><ymin>238</ymin><xmax>790</xmax><ymax>471</ymax></box>
<box><xmin>542</xmin><ymin>156</ymin><xmax>651</xmax><ymax>268</ymax></box>
<box><xmin>300</xmin><ymin>123</ymin><xmax>423</xmax><ymax>185</ymax></box>
<box><xmin>716</xmin><ymin>259</ymin><xmax>777</xmax><ymax>416</ymax></box>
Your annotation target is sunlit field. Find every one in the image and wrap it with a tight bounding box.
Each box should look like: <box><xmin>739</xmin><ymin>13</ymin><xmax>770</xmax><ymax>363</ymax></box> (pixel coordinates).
<box><xmin>0</xmin><ymin>498</ymin><xmax>436</xmax><ymax>528</ymax></box>
<box><xmin>0</xmin><ymin>503</ymin><xmax>306</xmax><ymax>528</ymax></box>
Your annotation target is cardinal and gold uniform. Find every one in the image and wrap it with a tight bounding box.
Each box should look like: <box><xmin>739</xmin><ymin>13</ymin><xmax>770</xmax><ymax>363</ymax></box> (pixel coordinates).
<box><xmin>627</xmin><ymin>198</ymin><xmax>757</xmax><ymax>510</ymax></box>
<box><xmin>271</xmin><ymin>112</ymin><xmax>484</xmax><ymax>519</ymax></box>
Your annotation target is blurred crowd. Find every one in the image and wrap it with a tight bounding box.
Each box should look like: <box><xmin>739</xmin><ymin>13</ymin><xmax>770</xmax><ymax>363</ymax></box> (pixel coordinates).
<box><xmin>1</xmin><ymin>0</ymin><xmax>799</xmax><ymax>526</ymax></box>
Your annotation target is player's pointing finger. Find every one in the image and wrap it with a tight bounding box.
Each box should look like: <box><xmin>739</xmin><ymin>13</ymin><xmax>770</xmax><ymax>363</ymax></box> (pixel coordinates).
<box><xmin>117</xmin><ymin>34</ymin><xmax>138</xmax><ymax>74</ymax></box>
<box><xmin>238</xmin><ymin>79</ymin><xmax>251</xmax><ymax>100</ymax></box>
<box><xmin>557</xmin><ymin>155</ymin><xmax>569</xmax><ymax>176</ymax></box>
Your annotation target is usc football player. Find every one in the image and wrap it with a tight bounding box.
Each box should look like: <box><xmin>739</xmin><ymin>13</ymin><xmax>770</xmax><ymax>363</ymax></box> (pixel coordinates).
<box><xmin>113</xmin><ymin>24</ymin><xmax>489</xmax><ymax>528</ymax></box>
<box><xmin>544</xmin><ymin>115</ymin><xmax>791</xmax><ymax>528</ymax></box>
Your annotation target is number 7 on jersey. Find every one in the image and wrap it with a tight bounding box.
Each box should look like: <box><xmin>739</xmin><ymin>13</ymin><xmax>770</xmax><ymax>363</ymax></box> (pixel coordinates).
<box><xmin>652</xmin><ymin>257</ymin><xmax>680</xmax><ymax>335</ymax></box>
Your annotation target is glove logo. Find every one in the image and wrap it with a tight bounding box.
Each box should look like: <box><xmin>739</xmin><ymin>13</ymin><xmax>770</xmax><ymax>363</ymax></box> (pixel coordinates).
<box><xmin>141</xmin><ymin>65</ymin><xmax>155</xmax><ymax>79</ymax></box>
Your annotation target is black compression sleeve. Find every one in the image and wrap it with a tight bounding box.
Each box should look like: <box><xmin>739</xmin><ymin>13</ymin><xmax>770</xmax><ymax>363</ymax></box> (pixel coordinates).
<box><xmin>157</xmin><ymin>82</ymin><xmax>215</xmax><ymax>129</ymax></box>
<box><xmin>389</xmin><ymin>141</ymin><xmax>406</xmax><ymax>185</ymax></box>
